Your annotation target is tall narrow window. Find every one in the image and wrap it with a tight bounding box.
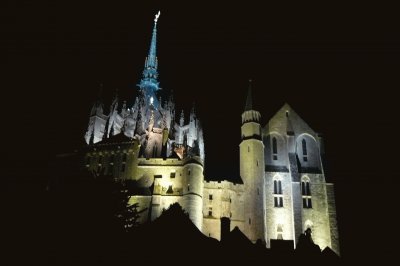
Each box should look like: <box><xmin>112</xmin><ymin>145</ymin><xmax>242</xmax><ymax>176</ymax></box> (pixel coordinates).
<box><xmin>302</xmin><ymin>180</ymin><xmax>312</xmax><ymax>208</ymax></box>
<box><xmin>302</xmin><ymin>139</ymin><xmax>308</xmax><ymax>162</ymax></box>
<box><xmin>306</xmin><ymin>182</ymin><xmax>311</xmax><ymax>195</ymax></box>
<box><xmin>273</xmin><ymin>179</ymin><xmax>283</xmax><ymax>207</ymax></box>
<box><xmin>209</xmin><ymin>194</ymin><xmax>213</xmax><ymax>200</ymax></box>
<box><xmin>208</xmin><ymin>207</ymin><xmax>212</xmax><ymax>216</ymax></box>
<box><xmin>277</xmin><ymin>224</ymin><xmax>283</xmax><ymax>240</ymax></box>
<box><xmin>274</xmin><ymin>180</ymin><xmax>282</xmax><ymax>194</ymax></box>
<box><xmin>272</xmin><ymin>137</ymin><xmax>278</xmax><ymax>160</ymax></box>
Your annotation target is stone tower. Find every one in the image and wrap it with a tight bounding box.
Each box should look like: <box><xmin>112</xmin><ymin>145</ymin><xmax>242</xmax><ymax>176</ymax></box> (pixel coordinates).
<box><xmin>239</xmin><ymin>81</ymin><xmax>266</xmax><ymax>242</ymax></box>
<box><xmin>263</xmin><ymin>103</ymin><xmax>340</xmax><ymax>254</ymax></box>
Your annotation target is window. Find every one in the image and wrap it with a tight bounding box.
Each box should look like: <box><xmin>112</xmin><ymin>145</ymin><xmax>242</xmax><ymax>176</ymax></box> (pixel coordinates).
<box><xmin>274</xmin><ymin>196</ymin><xmax>283</xmax><ymax>207</ymax></box>
<box><xmin>303</xmin><ymin>198</ymin><xmax>312</xmax><ymax>208</ymax></box>
<box><xmin>187</xmin><ymin>184</ymin><xmax>190</xmax><ymax>191</ymax></box>
<box><xmin>249</xmin><ymin>218</ymin><xmax>251</xmax><ymax>225</ymax></box>
<box><xmin>301</xmin><ymin>181</ymin><xmax>311</xmax><ymax>196</ymax></box>
<box><xmin>272</xmin><ymin>137</ymin><xmax>278</xmax><ymax>160</ymax></box>
<box><xmin>209</xmin><ymin>194</ymin><xmax>213</xmax><ymax>200</ymax></box>
<box><xmin>274</xmin><ymin>180</ymin><xmax>282</xmax><ymax>194</ymax></box>
<box><xmin>248</xmin><ymin>146</ymin><xmax>250</xmax><ymax>152</ymax></box>
<box><xmin>208</xmin><ymin>207</ymin><xmax>212</xmax><ymax>216</ymax></box>
<box><xmin>302</xmin><ymin>139</ymin><xmax>308</xmax><ymax>161</ymax></box>
<box><xmin>188</xmin><ymin>169</ymin><xmax>191</xmax><ymax>175</ymax></box>
<box><xmin>277</xmin><ymin>224</ymin><xmax>283</xmax><ymax>240</ymax></box>
<box><xmin>167</xmin><ymin>185</ymin><xmax>173</xmax><ymax>194</ymax></box>
<box><xmin>170</xmin><ymin>172</ymin><xmax>176</xmax><ymax>178</ymax></box>
<box><xmin>286</xmin><ymin>111</ymin><xmax>289</xmax><ymax>117</ymax></box>
<box><xmin>273</xmin><ymin>179</ymin><xmax>283</xmax><ymax>207</ymax></box>
<box><xmin>302</xmin><ymin>179</ymin><xmax>312</xmax><ymax>208</ymax></box>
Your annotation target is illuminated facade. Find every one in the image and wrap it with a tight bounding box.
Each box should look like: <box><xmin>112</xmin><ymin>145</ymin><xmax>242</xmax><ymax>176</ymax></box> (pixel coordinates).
<box><xmin>83</xmin><ymin>12</ymin><xmax>339</xmax><ymax>255</ymax></box>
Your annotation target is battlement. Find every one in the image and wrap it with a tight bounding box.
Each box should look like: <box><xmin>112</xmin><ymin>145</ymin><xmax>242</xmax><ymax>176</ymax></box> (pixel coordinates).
<box><xmin>204</xmin><ymin>180</ymin><xmax>244</xmax><ymax>191</ymax></box>
<box><xmin>138</xmin><ymin>156</ymin><xmax>203</xmax><ymax>167</ymax></box>
<box><xmin>138</xmin><ymin>158</ymin><xmax>184</xmax><ymax>166</ymax></box>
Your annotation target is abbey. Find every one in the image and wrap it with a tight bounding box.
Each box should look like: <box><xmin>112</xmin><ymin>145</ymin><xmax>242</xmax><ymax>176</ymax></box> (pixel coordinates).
<box><xmin>83</xmin><ymin>12</ymin><xmax>339</xmax><ymax>255</ymax></box>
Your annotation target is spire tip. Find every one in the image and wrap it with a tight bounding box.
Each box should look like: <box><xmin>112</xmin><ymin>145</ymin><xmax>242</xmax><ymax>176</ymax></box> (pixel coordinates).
<box><xmin>154</xmin><ymin>11</ymin><xmax>161</xmax><ymax>23</ymax></box>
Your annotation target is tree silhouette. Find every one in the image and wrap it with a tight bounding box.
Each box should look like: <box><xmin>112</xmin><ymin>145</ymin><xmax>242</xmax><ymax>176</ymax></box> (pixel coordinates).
<box><xmin>113</xmin><ymin>180</ymin><xmax>147</xmax><ymax>232</ymax></box>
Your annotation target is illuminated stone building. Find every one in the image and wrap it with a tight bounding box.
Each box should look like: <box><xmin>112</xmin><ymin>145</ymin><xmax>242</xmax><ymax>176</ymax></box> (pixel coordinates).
<box><xmin>83</xmin><ymin>12</ymin><xmax>339</xmax><ymax>254</ymax></box>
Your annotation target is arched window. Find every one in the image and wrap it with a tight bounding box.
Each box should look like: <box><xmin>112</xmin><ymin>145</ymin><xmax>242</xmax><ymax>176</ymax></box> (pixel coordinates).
<box><xmin>302</xmin><ymin>139</ymin><xmax>308</xmax><ymax>162</ymax></box>
<box><xmin>272</xmin><ymin>137</ymin><xmax>278</xmax><ymax>160</ymax></box>
<box><xmin>304</xmin><ymin>220</ymin><xmax>313</xmax><ymax>232</ymax></box>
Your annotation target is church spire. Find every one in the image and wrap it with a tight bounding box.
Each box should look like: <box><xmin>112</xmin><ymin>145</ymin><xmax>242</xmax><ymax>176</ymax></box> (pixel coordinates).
<box><xmin>241</xmin><ymin>79</ymin><xmax>260</xmax><ymax>124</ymax></box>
<box><xmin>245</xmin><ymin>79</ymin><xmax>253</xmax><ymax>111</ymax></box>
<box><xmin>147</xmin><ymin>11</ymin><xmax>160</xmax><ymax>70</ymax></box>
<box><xmin>139</xmin><ymin>11</ymin><xmax>161</xmax><ymax>108</ymax></box>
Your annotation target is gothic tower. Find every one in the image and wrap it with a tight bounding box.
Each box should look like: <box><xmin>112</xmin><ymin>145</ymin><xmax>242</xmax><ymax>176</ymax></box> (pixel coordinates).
<box><xmin>239</xmin><ymin>81</ymin><xmax>266</xmax><ymax>242</ymax></box>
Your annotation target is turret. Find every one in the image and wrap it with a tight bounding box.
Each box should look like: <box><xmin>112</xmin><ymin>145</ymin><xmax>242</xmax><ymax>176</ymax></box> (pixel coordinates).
<box><xmin>239</xmin><ymin>80</ymin><xmax>265</xmax><ymax>242</ymax></box>
<box><xmin>241</xmin><ymin>80</ymin><xmax>261</xmax><ymax>140</ymax></box>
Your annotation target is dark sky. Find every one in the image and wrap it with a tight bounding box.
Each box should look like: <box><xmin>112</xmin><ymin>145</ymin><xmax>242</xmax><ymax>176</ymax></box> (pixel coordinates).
<box><xmin>5</xmin><ymin>0</ymin><xmax>400</xmax><ymax>261</ymax></box>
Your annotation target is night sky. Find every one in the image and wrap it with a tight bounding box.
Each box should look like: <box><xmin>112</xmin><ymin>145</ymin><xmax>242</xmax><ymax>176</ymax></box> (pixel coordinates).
<box><xmin>5</xmin><ymin>0</ymin><xmax>400</xmax><ymax>262</ymax></box>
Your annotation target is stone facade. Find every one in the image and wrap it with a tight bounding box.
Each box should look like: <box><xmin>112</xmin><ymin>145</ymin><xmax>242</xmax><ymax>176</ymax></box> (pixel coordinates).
<box><xmin>83</xmin><ymin>12</ymin><xmax>340</xmax><ymax>255</ymax></box>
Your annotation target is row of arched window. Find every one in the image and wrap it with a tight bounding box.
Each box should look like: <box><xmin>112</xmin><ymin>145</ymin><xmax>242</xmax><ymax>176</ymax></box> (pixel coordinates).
<box><xmin>270</xmin><ymin>137</ymin><xmax>309</xmax><ymax>161</ymax></box>
<box><xmin>272</xmin><ymin>178</ymin><xmax>312</xmax><ymax>209</ymax></box>
<box><xmin>275</xmin><ymin>221</ymin><xmax>314</xmax><ymax>240</ymax></box>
